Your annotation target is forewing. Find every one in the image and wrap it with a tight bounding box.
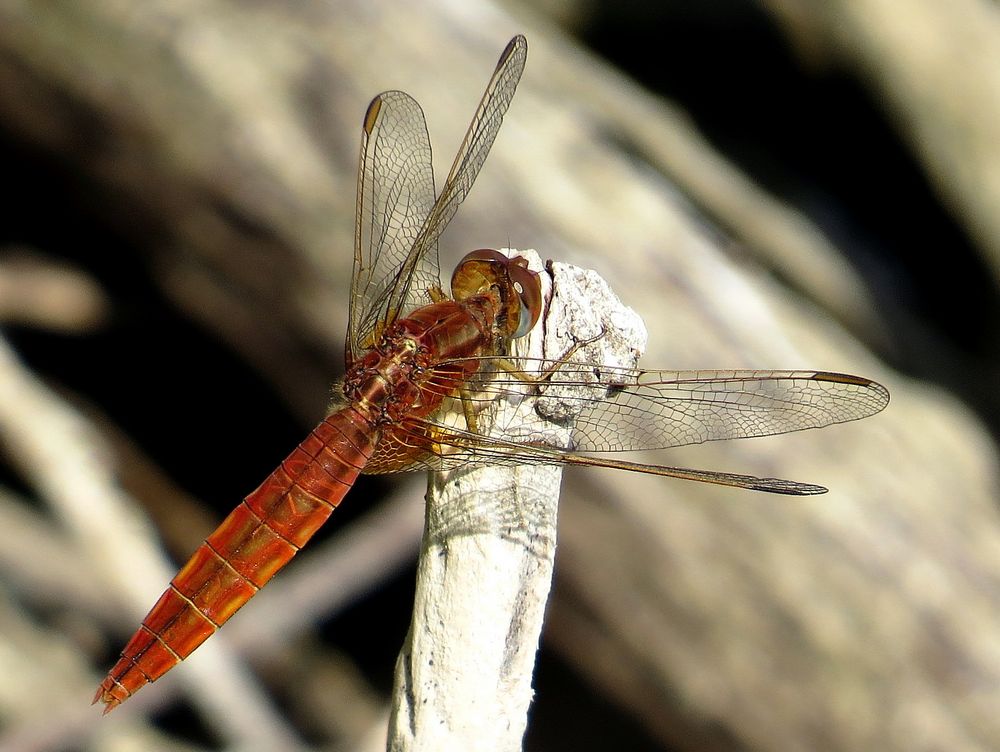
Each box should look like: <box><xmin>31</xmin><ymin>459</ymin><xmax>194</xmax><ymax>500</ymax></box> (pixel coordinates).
<box><xmin>521</xmin><ymin>366</ymin><xmax>889</xmax><ymax>452</ymax></box>
<box><xmin>349</xmin><ymin>90</ymin><xmax>437</xmax><ymax>362</ymax></box>
<box><xmin>363</xmin><ymin>365</ymin><xmax>889</xmax><ymax>494</ymax></box>
<box><xmin>381</xmin><ymin>35</ymin><xmax>528</xmax><ymax>330</ymax></box>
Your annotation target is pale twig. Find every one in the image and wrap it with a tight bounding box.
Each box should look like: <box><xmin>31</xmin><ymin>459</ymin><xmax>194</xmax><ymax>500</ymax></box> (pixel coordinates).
<box><xmin>0</xmin><ymin>249</ymin><xmax>109</xmax><ymax>332</ymax></box>
<box><xmin>0</xmin><ymin>487</ymin><xmax>106</xmax><ymax>616</ymax></box>
<box><xmin>386</xmin><ymin>250</ymin><xmax>646</xmax><ymax>750</ymax></box>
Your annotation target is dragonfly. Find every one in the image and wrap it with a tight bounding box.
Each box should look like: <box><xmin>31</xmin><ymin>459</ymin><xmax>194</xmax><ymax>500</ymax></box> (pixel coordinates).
<box><xmin>94</xmin><ymin>35</ymin><xmax>889</xmax><ymax>712</ymax></box>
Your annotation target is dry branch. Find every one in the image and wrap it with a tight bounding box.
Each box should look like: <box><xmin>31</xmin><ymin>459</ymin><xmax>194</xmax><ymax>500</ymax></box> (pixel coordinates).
<box><xmin>0</xmin><ymin>2</ymin><xmax>997</xmax><ymax>751</ymax></box>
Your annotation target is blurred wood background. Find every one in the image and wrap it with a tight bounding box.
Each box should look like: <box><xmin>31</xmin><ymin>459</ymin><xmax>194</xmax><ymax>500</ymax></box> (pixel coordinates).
<box><xmin>1</xmin><ymin>1</ymin><xmax>998</xmax><ymax>750</ymax></box>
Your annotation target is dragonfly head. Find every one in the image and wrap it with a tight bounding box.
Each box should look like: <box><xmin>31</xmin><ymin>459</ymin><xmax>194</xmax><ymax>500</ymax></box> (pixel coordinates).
<box><xmin>451</xmin><ymin>249</ymin><xmax>542</xmax><ymax>339</ymax></box>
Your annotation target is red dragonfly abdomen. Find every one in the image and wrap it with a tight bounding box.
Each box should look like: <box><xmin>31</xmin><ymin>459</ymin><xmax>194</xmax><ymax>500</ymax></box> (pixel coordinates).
<box><xmin>96</xmin><ymin>270</ymin><xmax>518</xmax><ymax>712</ymax></box>
<box><xmin>94</xmin><ymin>407</ymin><xmax>377</xmax><ymax>712</ymax></box>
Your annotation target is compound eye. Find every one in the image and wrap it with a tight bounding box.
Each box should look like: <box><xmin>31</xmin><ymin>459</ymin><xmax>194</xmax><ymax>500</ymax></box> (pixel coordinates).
<box><xmin>461</xmin><ymin>249</ymin><xmax>508</xmax><ymax>264</ymax></box>
<box><xmin>451</xmin><ymin>250</ymin><xmax>543</xmax><ymax>339</ymax></box>
<box><xmin>508</xmin><ymin>257</ymin><xmax>542</xmax><ymax>339</ymax></box>
<box><xmin>451</xmin><ymin>249</ymin><xmax>507</xmax><ymax>301</ymax></box>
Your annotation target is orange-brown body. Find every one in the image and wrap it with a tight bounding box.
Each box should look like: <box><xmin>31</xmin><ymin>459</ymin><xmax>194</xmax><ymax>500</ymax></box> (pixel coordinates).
<box><xmin>95</xmin><ymin>288</ymin><xmax>509</xmax><ymax>711</ymax></box>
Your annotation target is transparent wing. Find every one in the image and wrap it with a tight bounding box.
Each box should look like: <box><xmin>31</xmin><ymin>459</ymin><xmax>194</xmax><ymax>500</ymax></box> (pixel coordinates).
<box><xmin>348</xmin><ymin>35</ymin><xmax>528</xmax><ymax>361</ymax></box>
<box><xmin>364</xmin><ymin>366</ymin><xmax>890</xmax><ymax>495</ymax></box>
<box><xmin>349</xmin><ymin>90</ymin><xmax>436</xmax><ymax>361</ymax></box>
<box><xmin>488</xmin><ymin>365</ymin><xmax>890</xmax><ymax>452</ymax></box>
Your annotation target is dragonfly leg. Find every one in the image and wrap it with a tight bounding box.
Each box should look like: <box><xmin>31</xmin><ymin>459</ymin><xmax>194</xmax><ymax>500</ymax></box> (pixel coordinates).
<box><xmin>499</xmin><ymin>327</ymin><xmax>607</xmax><ymax>383</ymax></box>
<box><xmin>459</xmin><ymin>386</ymin><xmax>481</xmax><ymax>434</ymax></box>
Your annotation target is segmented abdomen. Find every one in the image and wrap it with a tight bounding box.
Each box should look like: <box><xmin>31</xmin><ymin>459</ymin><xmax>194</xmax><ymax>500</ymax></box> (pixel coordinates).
<box><xmin>94</xmin><ymin>408</ymin><xmax>376</xmax><ymax>712</ymax></box>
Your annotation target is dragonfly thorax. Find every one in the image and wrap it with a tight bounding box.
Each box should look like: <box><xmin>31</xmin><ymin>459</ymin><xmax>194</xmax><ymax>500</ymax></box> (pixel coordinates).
<box><xmin>341</xmin><ymin>297</ymin><xmax>498</xmax><ymax>425</ymax></box>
